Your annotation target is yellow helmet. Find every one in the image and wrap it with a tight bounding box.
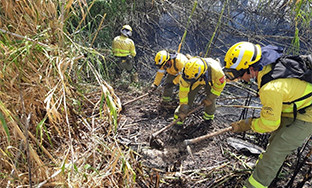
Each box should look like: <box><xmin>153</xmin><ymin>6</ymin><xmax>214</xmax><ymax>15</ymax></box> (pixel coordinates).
<box><xmin>224</xmin><ymin>41</ymin><xmax>261</xmax><ymax>70</ymax></box>
<box><xmin>121</xmin><ymin>25</ymin><xmax>132</xmax><ymax>37</ymax></box>
<box><xmin>155</xmin><ymin>50</ymin><xmax>170</xmax><ymax>67</ymax></box>
<box><xmin>182</xmin><ymin>58</ymin><xmax>207</xmax><ymax>82</ymax></box>
<box><xmin>122</xmin><ymin>25</ymin><xmax>132</xmax><ymax>32</ymax></box>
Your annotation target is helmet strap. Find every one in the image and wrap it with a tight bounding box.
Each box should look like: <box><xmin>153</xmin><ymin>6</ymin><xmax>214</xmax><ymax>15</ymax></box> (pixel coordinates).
<box><xmin>246</xmin><ymin>68</ymin><xmax>250</xmax><ymax>74</ymax></box>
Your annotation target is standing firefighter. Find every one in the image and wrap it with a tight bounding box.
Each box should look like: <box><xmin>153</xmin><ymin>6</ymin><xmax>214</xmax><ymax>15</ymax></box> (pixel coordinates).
<box><xmin>223</xmin><ymin>41</ymin><xmax>312</xmax><ymax>188</ymax></box>
<box><xmin>150</xmin><ymin>50</ymin><xmax>188</xmax><ymax>108</ymax></box>
<box><xmin>173</xmin><ymin>57</ymin><xmax>226</xmax><ymax>130</ymax></box>
<box><xmin>112</xmin><ymin>25</ymin><xmax>138</xmax><ymax>82</ymax></box>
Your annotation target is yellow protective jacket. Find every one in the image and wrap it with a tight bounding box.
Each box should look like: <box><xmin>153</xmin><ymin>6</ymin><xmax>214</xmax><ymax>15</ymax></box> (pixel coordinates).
<box><xmin>251</xmin><ymin>64</ymin><xmax>312</xmax><ymax>133</ymax></box>
<box><xmin>112</xmin><ymin>35</ymin><xmax>136</xmax><ymax>57</ymax></box>
<box><xmin>153</xmin><ymin>53</ymin><xmax>188</xmax><ymax>86</ymax></box>
<box><xmin>179</xmin><ymin>58</ymin><xmax>226</xmax><ymax>104</ymax></box>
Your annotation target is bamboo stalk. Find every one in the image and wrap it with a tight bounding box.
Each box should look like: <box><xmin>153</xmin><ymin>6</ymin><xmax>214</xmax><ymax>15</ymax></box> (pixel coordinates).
<box><xmin>204</xmin><ymin>0</ymin><xmax>227</xmax><ymax>57</ymax></box>
<box><xmin>177</xmin><ymin>1</ymin><xmax>197</xmax><ymax>53</ymax></box>
<box><xmin>91</xmin><ymin>13</ymin><xmax>107</xmax><ymax>46</ymax></box>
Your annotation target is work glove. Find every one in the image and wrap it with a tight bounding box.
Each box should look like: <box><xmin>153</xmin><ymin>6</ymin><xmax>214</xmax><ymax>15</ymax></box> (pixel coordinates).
<box><xmin>231</xmin><ymin>118</ymin><xmax>253</xmax><ymax>133</ymax></box>
<box><xmin>178</xmin><ymin>104</ymin><xmax>189</xmax><ymax>121</ymax></box>
<box><xmin>202</xmin><ymin>99</ymin><xmax>212</xmax><ymax>107</ymax></box>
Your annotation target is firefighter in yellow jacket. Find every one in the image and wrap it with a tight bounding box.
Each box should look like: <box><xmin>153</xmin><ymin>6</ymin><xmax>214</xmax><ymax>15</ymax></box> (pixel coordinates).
<box><xmin>173</xmin><ymin>57</ymin><xmax>226</xmax><ymax>128</ymax></box>
<box><xmin>223</xmin><ymin>41</ymin><xmax>312</xmax><ymax>188</ymax></box>
<box><xmin>112</xmin><ymin>25</ymin><xmax>138</xmax><ymax>82</ymax></box>
<box><xmin>150</xmin><ymin>50</ymin><xmax>188</xmax><ymax>107</ymax></box>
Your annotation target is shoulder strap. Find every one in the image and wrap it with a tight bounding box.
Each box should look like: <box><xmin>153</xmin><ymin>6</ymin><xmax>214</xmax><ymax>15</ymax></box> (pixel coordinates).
<box><xmin>260</xmin><ymin>63</ymin><xmax>276</xmax><ymax>87</ymax></box>
<box><xmin>200</xmin><ymin>58</ymin><xmax>213</xmax><ymax>87</ymax></box>
<box><xmin>173</xmin><ymin>58</ymin><xmax>179</xmax><ymax>72</ymax></box>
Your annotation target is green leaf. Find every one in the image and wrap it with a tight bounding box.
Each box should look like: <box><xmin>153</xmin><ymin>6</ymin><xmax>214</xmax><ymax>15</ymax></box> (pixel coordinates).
<box><xmin>0</xmin><ymin>111</ymin><xmax>10</xmax><ymax>143</ymax></box>
<box><xmin>84</xmin><ymin>163</ymin><xmax>91</xmax><ymax>170</ymax></box>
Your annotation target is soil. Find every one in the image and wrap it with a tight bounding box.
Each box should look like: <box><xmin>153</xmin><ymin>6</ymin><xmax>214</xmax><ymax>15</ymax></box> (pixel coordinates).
<box><xmin>113</xmin><ymin>79</ymin><xmax>312</xmax><ymax>188</ymax></box>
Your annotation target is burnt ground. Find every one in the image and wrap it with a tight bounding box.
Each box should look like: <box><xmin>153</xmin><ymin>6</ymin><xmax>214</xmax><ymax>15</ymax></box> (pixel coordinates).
<box><xmin>113</xmin><ymin>77</ymin><xmax>312</xmax><ymax>188</ymax></box>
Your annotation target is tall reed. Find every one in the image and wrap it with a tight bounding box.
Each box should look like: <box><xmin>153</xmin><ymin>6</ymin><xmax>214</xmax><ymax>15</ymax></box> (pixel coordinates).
<box><xmin>0</xmin><ymin>0</ymin><xmax>141</xmax><ymax>187</ymax></box>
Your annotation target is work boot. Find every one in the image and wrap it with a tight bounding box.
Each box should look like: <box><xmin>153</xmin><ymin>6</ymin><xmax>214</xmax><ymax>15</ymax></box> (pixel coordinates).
<box><xmin>203</xmin><ymin>119</ymin><xmax>212</xmax><ymax>127</ymax></box>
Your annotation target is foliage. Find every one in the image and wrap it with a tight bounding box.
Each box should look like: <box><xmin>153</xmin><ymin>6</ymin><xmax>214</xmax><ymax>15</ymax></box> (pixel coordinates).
<box><xmin>288</xmin><ymin>0</ymin><xmax>312</xmax><ymax>54</ymax></box>
<box><xmin>0</xmin><ymin>0</ymin><xmax>142</xmax><ymax>187</ymax></box>
<box><xmin>69</xmin><ymin>0</ymin><xmax>133</xmax><ymax>48</ymax></box>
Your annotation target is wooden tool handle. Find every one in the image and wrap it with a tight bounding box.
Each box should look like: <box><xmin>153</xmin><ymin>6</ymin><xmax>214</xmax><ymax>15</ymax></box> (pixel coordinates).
<box><xmin>123</xmin><ymin>92</ymin><xmax>149</xmax><ymax>106</ymax></box>
<box><xmin>184</xmin><ymin>126</ymin><xmax>233</xmax><ymax>145</ymax></box>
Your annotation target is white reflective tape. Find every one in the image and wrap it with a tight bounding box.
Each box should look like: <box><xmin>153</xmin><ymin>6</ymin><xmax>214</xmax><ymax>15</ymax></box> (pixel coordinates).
<box><xmin>158</xmin><ymin>69</ymin><xmax>166</xmax><ymax>73</ymax></box>
<box><xmin>197</xmin><ymin>66</ymin><xmax>202</xmax><ymax>78</ymax></box>
<box><xmin>159</xmin><ymin>56</ymin><xmax>163</xmax><ymax>64</ymax></box>
<box><xmin>231</xmin><ymin>49</ymin><xmax>245</xmax><ymax>69</ymax></box>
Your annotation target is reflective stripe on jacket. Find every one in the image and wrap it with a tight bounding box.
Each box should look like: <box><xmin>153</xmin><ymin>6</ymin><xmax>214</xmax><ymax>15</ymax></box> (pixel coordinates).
<box><xmin>243</xmin><ymin>174</ymin><xmax>268</xmax><ymax>188</ymax></box>
<box><xmin>179</xmin><ymin>58</ymin><xmax>226</xmax><ymax>104</ymax></box>
<box><xmin>153</xmin><ymin>53</ymin><xmax>188</xmax><ymax>86</ymax></box>
<box><xmin>252</xmin><ymin>64</ymin><xmax>312</xmax><ymax>133</ymax></box>
<box><xmin>112</xmin><ymin>35</ymin><xmax>136</xmax><ymax>57</ymax></box>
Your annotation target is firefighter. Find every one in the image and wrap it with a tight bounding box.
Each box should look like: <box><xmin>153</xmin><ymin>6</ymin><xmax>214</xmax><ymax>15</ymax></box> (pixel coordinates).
<box><xmin>112</xmin><ymin>25</ymin><xmax>138</xmax><ymax>82</ymax></box>
<box><xmin>173</xmin><ymin>57</ymin><xmax>226</xmax><ymax>129</ymax></box>
<box><xmin>150</xmin><ymin>50</ymin><xmax>188</xmax><ymax>108</ymax></box>
<box><xmin>223</xmin><ymin>41</ymin><xmax>312</xmax><ymax>188</ymax></box>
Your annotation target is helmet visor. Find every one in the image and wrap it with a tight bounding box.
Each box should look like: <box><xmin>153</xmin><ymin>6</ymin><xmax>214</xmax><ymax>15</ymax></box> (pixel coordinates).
<box><xmin>224</xmin><ymin>68</ymin><xmax>247</xmax><ymax>80</ymax></box>
<box><xmin>121</xmin><ymin>29</ymin><xmax>132</xmax><ymax>37</ymax></box>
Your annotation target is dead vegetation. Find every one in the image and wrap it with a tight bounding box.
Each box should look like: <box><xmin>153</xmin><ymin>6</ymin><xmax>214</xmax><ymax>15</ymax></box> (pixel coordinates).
<box><xmin>0</xmin><ymin>0</ymin><xmax>311</xmax><ymax>187</ymax></box>
<box><xmin>0</xmin><ymin>0</ymin><xmax>141</xmax><ymax>187</ymax></box>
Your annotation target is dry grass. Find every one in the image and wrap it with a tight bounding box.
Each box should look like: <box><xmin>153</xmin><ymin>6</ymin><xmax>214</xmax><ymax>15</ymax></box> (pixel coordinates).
<box><xmin>0</xmin><ymin>0</ymin><xmax>142</xmax><ymax>187</ymax></box>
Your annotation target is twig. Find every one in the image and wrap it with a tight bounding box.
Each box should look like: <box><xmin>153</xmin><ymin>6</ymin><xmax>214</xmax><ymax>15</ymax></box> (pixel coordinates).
<box><xmin>226</xmin><ymin>82</ymin><xmax>258</xmax><ymax>97</ymax></box>
<box><xmin>0</xmin><ymin>28</ymin><xmax>50</xmax><ymax>48</ymax></box>
<box><xmin>25</xmin><ymin>113</ymin><xmax>32</xmax><ymax>188</ymax></box>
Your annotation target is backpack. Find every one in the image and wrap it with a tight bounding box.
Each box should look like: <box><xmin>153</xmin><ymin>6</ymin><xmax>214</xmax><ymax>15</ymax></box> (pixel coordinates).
<box><xmin>260</xmin><ymin>54</ymin><xmax>312</xmax><ymax>121</ymax></box>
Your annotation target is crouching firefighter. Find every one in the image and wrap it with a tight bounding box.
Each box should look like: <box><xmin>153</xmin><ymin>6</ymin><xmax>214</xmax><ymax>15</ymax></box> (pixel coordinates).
<box><xmin>223</xmin><ymin>41</ymin><xmax>312</xmax><ymax>188</ymax></box>
<box><xmin>150</xmin><ymin>50</ymin><xmax>188</xmax><ymax>108</ymax></box>
<box><xmin>173</xmin><ymin>57</ymin><xmax>226</xmax><ymax>130</ymax></box>
<box><xmin>112</xmin><ymin>25</ymin><xmax>138</xmax><ymax>82</ymax></box>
